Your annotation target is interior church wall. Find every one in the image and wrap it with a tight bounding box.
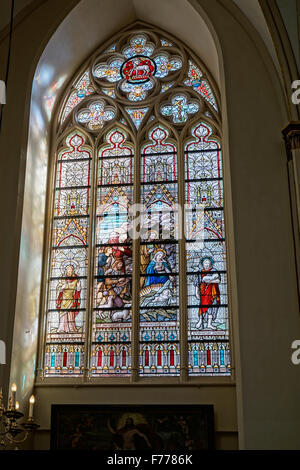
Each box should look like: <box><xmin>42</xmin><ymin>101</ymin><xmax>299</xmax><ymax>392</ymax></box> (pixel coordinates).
<box><xmin>203</xmin><ymin>0</ymin><xmax>299</xmax><ymax>448</ymax></box>
<box><xmin>0</xmin><ymin>0</ymin><xmax>299</xmax><ymax>450</ymax></box>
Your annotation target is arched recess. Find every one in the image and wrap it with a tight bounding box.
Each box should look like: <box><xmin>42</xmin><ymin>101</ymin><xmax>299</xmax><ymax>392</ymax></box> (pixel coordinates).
<box><xmin>10</xmin><ymin>1</ymin><xmax>227</xmax><ymax>396</ymax></box>
<box><xmin>38</xmin><ymin>23</ymin><xmax>232</xmax><ymax>383</ymax></box>
<box><xmin>6</xmin><ymin>2</ymin><xmax>241</xmax><ymax>452</ymax></box>
<box><xmin>7</xmin><ymin>0</ymin><xmax>295</xmax><ymax>451</ymax></box>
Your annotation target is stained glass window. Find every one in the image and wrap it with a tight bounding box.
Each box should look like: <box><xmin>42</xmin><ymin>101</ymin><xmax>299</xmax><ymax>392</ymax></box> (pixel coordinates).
<box><xmin>92</xmin><ymin>128</ymin><xmax>134</xmax><ymax>375</ymax></box>
<box><xmin>185</xmin><ymin>122</ymin><xmax>229</xmax><ymax>374</ymax></box>
<box><xmin>140</xmin><ymin>126</ymin><xmax>179</xmax><ymax>375</ymax></box>
<box><xmin>60</xmin><ymin>71</ymin><xmax>94</xmax><ymax>123</ymax></box>
<box><xmin>44</xmin><ymin>26</ymin><xmax>230</xmax><ymax>379</ymax></box>
<box><xmin>44</xmin><ymin>132</ymin><xmax>91</xmax><ymax>375</ymax></box>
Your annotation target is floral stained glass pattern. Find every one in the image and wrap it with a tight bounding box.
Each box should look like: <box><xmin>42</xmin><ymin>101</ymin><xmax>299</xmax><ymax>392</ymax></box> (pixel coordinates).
<box><xmin>93</xmin><ymin>59</ymin><xmax>123</xmax><ymax>82</ymax></box>
<box><xmin>122</xmin><ymin>35</ymin><xmax>155</xmax><ymax>58</ymax></box>
<box><xmin>153</xmin><ymin>54</ymin><xmax>182</xmax><ymax>78</ymax></box>
<box><xmin>120</xmin><ymin>80</ymin><xmax>154</xmax><ymax>101</ymax></box>
<box><xmin>77</xmin><ymin>100</ymin><xmax>116</xmax><ymax>131</ymax></box>
<box><xmin>161</xmin><ymin>94</ymin><xmax>199</xmax><ymax>123</ymax></box>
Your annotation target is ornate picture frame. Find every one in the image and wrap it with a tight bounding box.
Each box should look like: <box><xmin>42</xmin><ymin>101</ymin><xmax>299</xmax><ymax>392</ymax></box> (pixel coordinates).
<box><xmin>50</xmin><ymin>404</ymin><xmax>214</xmax><ymax>450</ymax></box>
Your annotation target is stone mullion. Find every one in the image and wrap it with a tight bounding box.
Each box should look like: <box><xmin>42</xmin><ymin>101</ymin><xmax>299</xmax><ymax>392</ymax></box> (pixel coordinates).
<box><xmin>178</xmin><ymin>138</ymin><xmax>188</xmax><ymax>382</ymax></box>
<box><xmin>83</xmin><ymin>141</ymin><xmax>98</xmax><ymax>381</ymax></box>
<box><xmin>130</xmin><ymin>140</ymin><xmax>141</xmax><ymax>382</ymax></box>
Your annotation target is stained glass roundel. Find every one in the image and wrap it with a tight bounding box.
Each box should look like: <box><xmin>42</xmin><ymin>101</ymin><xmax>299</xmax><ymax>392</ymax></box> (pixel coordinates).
<box><xmin>120</xmin><ymin>56</ymin><xmax>156</xmax><ymax>84</ymax></box>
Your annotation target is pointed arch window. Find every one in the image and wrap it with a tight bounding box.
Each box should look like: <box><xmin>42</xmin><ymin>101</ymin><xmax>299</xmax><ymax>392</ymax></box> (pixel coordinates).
<box><xmin>41</xmin><ymin>25</ymin><xmax>231</xmax><ymax>380</ymax></box>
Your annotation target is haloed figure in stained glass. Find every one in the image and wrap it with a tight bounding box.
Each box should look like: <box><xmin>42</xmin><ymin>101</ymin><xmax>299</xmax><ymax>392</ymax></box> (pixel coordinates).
<box><xmin>194</xmin><ymin>257</ymin><xmax>220</xmax><ymax>330</ymax></box>
<box><xmin>56</xmin><ymin>264</ymin><xmax>81</xmax><ymax>333</ymax></box>
<box><xmin>140</xmin><ymin>246</ymin><xmax>176</xmax><ymax>311</ymax></box>
<box><xmin>145</xmin><ymin>248</ymin><xmax>172</xmax><ymax>287</ymax></box>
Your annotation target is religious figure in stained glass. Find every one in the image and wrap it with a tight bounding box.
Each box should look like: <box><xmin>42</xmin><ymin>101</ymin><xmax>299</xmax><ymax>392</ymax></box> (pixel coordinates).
<box><xmin>96</xmin><ymin>239</ymin><xmax>132</xmax><ymax>311</ymax></box>
<box><xmin>140</xmin><ymin>230</ymin><xmax>158</xmax><ymax>287</ymax></box>
<box><xmin>194</xmin><ymin>257</ymin><xmax>220</xmax><ymax>330</ymax></box>
<box><xmin>140</xmin><ymin>243</ymin><xmax>177</xmax><ymax>312</ymax></box>
<box><xmin>97</xmin><ymin>246</ymin><xmax>114</xmax><ymax>305</ymax></box>
<box><xmin>56</xmin><ymin>264</ymin><xmax>81</xmax><ymax>333</ymax></box>
<box><xmin>101</xmin><ymin>259</ymin><xmax>131</xmax><ymax>309</ymax></box>
<box><xmin>144</xmin><ymin>248</ymin><xmax>172</xmax><ymax>287</ymax></box>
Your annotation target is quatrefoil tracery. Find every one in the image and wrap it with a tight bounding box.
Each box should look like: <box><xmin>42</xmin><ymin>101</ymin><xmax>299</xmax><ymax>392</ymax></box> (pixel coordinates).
<box><xmin>76</xmin><ymin>100</ymin><xmax>116</xmax><ymax>131</ymax></box>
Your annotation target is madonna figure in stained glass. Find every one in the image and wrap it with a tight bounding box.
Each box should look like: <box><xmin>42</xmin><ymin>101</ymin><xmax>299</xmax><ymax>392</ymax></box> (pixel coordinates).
<box><xmin>145</xmin><ymin>248</ymin><xmax>172</xmax><ymax>286</ymax></box>
<box><xmin>56</xmin><ymin>264</ymin><xmax>81</xmax><ymax>333</ymax></box>
<box><xmin>194</xmin><ymin>257</ymin><xmax>220</xmax><ymax>330</ymax></box>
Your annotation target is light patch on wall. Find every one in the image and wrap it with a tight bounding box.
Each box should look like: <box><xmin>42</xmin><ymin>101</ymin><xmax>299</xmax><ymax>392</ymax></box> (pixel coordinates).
<box><xmin>35</xmin><ymin>64</ymin><xmax>55</xmax><ymax>86</ymax></box>
<box><xmin>22</xmin><ymin>374</ymin><xmax>26</xmax><ymax>392</ymax></box>
<box><xmin>44</xmin><ymin>75</ymin><xmax>67</xmax><ymax>119</ymax></box>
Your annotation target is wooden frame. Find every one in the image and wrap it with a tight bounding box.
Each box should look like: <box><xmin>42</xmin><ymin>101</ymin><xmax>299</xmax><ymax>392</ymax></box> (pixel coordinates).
<box><xmin>50</xmin><ymin>404</ymin><xmax>215</xmax><ymax>450</ymax></box>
